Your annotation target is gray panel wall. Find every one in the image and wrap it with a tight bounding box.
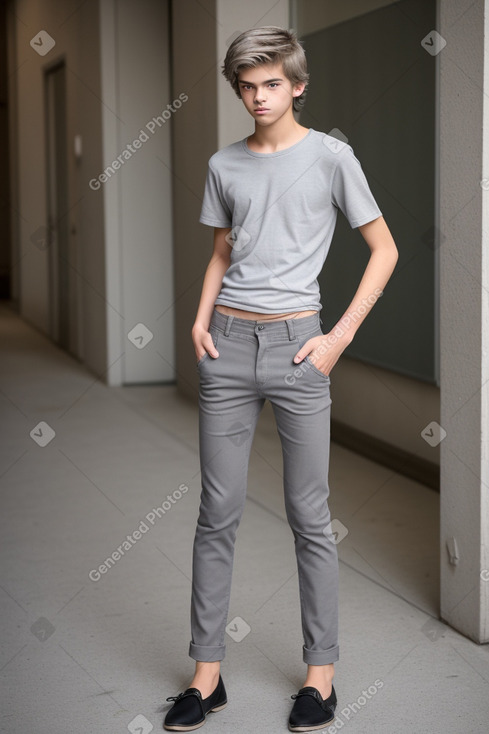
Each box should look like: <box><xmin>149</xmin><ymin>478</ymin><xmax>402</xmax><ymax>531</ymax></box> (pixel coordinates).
<box><xmin>301</xmin><ymin>0</ymin><xmax>437</xmax><ymax>382</ymax></box>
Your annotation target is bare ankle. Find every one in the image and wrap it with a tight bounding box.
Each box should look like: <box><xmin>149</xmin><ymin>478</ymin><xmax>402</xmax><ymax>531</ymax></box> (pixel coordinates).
<box><xmin>306</xmin><ymin>663</ymin><xmax>334</xmax><ymax>677</ymax></box>
<box><xmin>189</xmin><ymin>662</ymin><xmax>221</xmax><ymax>698</ymax></box>
<box><xmin>194</xmin><ymin>660</ymin><xmax>220</xmax><ymax>674</ymax></box>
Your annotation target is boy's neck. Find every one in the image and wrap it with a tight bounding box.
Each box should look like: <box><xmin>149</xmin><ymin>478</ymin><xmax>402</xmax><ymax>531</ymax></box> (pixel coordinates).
<box><xmin>247</xmin><ymin>116</ymin><xmax>310</xmax><ymax>154</ymax></box>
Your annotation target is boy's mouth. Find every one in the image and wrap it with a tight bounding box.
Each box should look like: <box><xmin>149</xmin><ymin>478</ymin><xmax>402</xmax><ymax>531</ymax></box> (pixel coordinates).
<box><xmin>254</xmin><ymin>108</ymin><xmax>270</xmax><ymax>114</ymax></box>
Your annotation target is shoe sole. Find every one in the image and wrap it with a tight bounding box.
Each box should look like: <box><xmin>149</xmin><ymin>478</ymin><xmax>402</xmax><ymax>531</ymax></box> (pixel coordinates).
<box><xmin>163</xmin><ymin>701</ymin><xmax>227</xmax><ymax>731</ymax></box>
<box><xmin>288</xmin><ymin>712</ymin><xmax>336</xmax><ymax>732</ymax></box>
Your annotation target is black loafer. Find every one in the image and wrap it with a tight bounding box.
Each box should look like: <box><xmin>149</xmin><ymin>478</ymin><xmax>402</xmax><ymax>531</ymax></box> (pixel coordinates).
<box><xmin>163</xmin><ymin>674</ymin><xmax>227</xmax><ymax>731</ymax></box>
<box><xmin>288</xmin><ymin>684</ymin><xmax>337</xmax><ymax>731</ymax></box>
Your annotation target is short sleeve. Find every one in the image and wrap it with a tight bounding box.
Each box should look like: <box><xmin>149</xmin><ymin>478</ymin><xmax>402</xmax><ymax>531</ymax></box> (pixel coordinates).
<box><xmin>199</xmin><ymin>161</ymin><xmax>232</xmax><ymax>227</ymax></box>
<box><xmin>330</xmin><ymin>144</ymin><xmax>382</xmax><ymax>228</ymax></box>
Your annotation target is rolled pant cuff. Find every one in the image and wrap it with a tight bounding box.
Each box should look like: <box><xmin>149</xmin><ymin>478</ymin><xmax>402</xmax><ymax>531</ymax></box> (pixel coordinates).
<box><xmin>303</xmin><ymin>644</ymin><xmax>339</xmax><ymax>665</ymax></box>
<box><xmin>189</xmin><ymin>641</ymin><xmax>226</xmax><ymax>662</ymax></box>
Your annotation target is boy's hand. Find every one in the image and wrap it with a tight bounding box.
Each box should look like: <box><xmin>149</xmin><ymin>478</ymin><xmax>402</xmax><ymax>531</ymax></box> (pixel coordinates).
<box><xmin>192</xmin><ymin>324</ymin><xmax>219</xmax><ymax>363</ymax></box>
<box><xmin>293</xmin><ymin>332</ymin><xmax>353</xmax><ymax>377</ymax></box>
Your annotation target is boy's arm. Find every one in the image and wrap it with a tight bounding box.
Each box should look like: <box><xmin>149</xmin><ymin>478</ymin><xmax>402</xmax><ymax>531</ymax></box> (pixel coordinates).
<box><xmin>334</xmin><ymin>215</ymin><xmax>398</xmax><ymax>341</ymax></box>
<box><xmin>294</xmin><ymin>215</ymin><xmax>399</xmax><ymax>373</ymax></box>
<box><xmin>192</xmin><ymin>227</ymin><xmax>232</xmax><ymax>362</ymax></box>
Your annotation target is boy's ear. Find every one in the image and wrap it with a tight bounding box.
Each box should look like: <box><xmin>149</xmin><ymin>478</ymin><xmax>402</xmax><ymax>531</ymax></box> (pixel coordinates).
<box><xmin>292</xmin><ymin>82</ymin><xmax>306</xmax><ymax>98</ymax></box>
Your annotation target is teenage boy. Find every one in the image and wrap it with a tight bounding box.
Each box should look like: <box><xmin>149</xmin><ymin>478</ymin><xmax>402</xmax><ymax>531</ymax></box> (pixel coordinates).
<box><xmin>164</xmin><ymin>25</ymin><xmax>398</xmax><ymax>732</ymax></box>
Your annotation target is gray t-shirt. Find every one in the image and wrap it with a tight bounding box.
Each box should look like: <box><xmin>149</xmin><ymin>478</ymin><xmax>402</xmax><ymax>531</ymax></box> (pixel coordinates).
<box><xmin>199</xmin><ymin>127</ymin><xmax>382</xmax><ymax>314</ymax></box>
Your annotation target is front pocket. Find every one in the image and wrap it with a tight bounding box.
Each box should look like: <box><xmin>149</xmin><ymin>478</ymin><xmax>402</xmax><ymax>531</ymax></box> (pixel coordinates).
<box><xmin>196</xmin><ymin>351</ymin><xmax>210</xmax><ymax>367</ymax></box>
<box><xmin>296</xmin><ymin>327</ymin><xmax>330</xmax><ymax>381</ymax></box>
<box><xmin>304</xmin><ymin>354</ymin><xmax>331</xmax><ymax>381</ymax></box>
<box><xmin>196</xmin><ymin>327</ymin><xmax>220</xmax><ymax>368</ymax></box>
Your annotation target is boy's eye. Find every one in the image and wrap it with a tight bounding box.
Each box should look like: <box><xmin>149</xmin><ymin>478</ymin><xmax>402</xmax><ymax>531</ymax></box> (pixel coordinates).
<box><xmin>240</xmin><ymin>83</ymin><xmax>279</xmax><ymax>91</ymax></box>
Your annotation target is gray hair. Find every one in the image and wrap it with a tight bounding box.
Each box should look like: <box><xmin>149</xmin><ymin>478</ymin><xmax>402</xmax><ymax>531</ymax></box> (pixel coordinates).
<box><xmin>222</xmin><ymin>26</ymin><xmax>309</xmax><ymax>112</ymax></box>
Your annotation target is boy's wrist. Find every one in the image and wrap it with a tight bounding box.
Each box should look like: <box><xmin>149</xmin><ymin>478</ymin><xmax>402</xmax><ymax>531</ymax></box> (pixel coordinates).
<box><xmin>320</xmin><ymin>328</ymin><xmax>355</xmax><ymax>351</ymax></box>
<box><xmin>192</xmin><ymin>320</ymin><xmax>210</xmax><ymax>334</ymax></box>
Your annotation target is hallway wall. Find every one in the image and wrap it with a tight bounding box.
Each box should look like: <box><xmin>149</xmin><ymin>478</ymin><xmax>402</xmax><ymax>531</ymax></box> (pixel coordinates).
<box><xmin>99</xmin><ymin>0</ymin><xmax>174</xmax><ymax>385</ymax></box>
<box><xmin>9</xmin><ymin>0</ymin><xmax>107</xmax><ymax>375</ymax></box>
<box><xmin>9</xmin><ymin>0</ymin><xmax>174</xmax><ymax>385</ymax></box>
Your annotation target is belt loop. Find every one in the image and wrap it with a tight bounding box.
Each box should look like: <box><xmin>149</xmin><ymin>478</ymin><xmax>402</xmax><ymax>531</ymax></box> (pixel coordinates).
<box><xmin>285</xmin><ymin>317</ymin><xmax>295</xmax><ymax>341</ymax></box>
<box><xmin>224</xmin><ymin>314</ymin><xmax>234</xmax><ymax>337</ymax></box>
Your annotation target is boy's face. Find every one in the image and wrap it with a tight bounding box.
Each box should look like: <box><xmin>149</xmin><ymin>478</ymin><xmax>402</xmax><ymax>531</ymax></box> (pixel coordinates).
<box><xmin>236</xmin><ymin>62</ymin><xmax>305</xmax><ymax>125</ymax></box>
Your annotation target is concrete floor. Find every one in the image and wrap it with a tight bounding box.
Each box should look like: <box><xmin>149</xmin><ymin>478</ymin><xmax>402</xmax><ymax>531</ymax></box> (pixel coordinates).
<box><xmin>1</xmin><ymin>300</ymin><xmax>488</xmax><ymax>734</ymax></box>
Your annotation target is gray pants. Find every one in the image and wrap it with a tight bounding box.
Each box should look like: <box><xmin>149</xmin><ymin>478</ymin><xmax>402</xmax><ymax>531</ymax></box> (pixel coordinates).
<box><xmin>189</xmin><ymin>307</ymin><xmax>339</xmax><ymax>665</ymax></box>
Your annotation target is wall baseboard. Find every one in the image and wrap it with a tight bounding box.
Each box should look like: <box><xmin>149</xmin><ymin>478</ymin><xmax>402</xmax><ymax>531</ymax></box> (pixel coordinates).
<box><xmin>331</xmin><ymin>419</ymin><xmax>439</xmax><ymax>492</ymax></box>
